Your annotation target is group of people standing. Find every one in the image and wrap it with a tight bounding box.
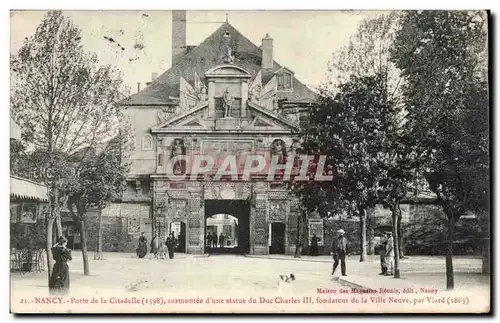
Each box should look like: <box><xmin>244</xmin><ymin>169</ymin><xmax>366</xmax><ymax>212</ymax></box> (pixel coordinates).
<box><xmin>205</xmin><ymin>232</ymin><xmax>229</xmax><ymax>248</ymax></box>
<box><xmin>136</xmin><ymin>232</ymin><xmax>177</xmax><ymax>260</ymax></box>
<box><xmin>329</xmin><ymin>228</ymin><xmax>396</xmax><ymax>278</ymax></box>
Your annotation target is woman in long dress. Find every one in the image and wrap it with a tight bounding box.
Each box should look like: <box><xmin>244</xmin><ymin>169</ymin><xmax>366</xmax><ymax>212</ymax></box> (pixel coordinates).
<box><xmin>150</xmin><ymin>233</ymin><xmax>159</xmax><ymax>259</ymax></box>
<box><xmin>137</xmin><ymin>232</ymin><xmax>148</xmax><ymax>258</ymax></box>
<box><xmin>49</xmin><ymin>236</ymin><xmax>72</xmax><ymax>295</ymax></box>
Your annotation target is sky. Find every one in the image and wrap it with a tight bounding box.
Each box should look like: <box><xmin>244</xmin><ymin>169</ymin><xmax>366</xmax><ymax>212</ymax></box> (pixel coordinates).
<box><xmin>9</xmin><ymin>10</ymin><xmax>384</xmax><ymax>93</ymax></box>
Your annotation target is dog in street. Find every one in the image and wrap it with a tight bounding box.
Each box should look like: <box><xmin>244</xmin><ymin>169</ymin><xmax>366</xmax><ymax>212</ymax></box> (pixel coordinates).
<box><xmin>278</xmin><ymin>273</ymin><xmax>295</xmax><ymax>283</ymax></box>
<box><xmin>277</xmin><ymin>273</ymin><xmax>295</xmax><ymax>293</ymax></box>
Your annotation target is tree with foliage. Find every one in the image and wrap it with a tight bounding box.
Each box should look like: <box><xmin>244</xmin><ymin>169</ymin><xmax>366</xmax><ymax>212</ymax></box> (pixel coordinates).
<box><xmin>372</xmin><ymin>74</ymin><xmax>417</xmax><ymax>278</ymax></box>
<box><xmin>65</xmin><ymin>135</ymin><xmax>129</xmax><ymax>274</ymax></box>
<box><xmin>300</xmin><ymin>73</ymin><xmax>400</xmax><ymax>262</ymax></box>
<box><xmin>390</xmin><ymin>10</ymin><xmax>489</xmax><ymax>289</ymax></box>
<box><xmin>326</xmin><ymin>12</ymin><xmax>412</xmax><ymax>261</ymax></box>
<box><xmin>10</xmin><ymin>10</ymin><xmax>129</xmax><ymax>281</ymax></box>
<box><xmin>329</xmin><ymin>12</ymin><xmax>402</xmax><ymax>97</ymax></box>
<box><xmin>290</xmin><ymin>183</ymin><xmax>333</xmax><ymax>258</ymax></box>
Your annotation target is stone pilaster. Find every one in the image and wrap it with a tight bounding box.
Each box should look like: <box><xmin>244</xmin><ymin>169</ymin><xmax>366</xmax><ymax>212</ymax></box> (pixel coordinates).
<box><xmin>287</xmin><ymin>197</ymin><xmax>300</xmax><ymax>255</ymax></box>
<box><xmin>208</xmin><ymin>80</ymin><xmax>216</xmax><ymax>117</ymax></box>
<box><xmin>251</xmin><ymin>182</ymin><xmax>268</xmax><ymax>255</ymax></box>
<box><xmin>241</xmin><ymin>80</ymin><xmax>248</xmax><ymax>117</ymax></box>
<box><xmin>187</xmin><ymin>186</ymin><xmax>204</xmax><ymax>254</ymax></box>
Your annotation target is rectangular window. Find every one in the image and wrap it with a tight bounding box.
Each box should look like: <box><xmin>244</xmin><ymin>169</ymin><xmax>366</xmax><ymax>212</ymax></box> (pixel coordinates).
<box><xmin>284</xmin><ymin>73</ymin><xmax>292</xmax><ymax>89</ymax></box>
<box><xmin>277</xmin><ymin>75</ymin><xmax>284</xmax><ymax>90</ymax></box>
<box><xmin>277</xmin><ymin>73</ymin><xmax>292</xmax><ymax>90</ymax></box>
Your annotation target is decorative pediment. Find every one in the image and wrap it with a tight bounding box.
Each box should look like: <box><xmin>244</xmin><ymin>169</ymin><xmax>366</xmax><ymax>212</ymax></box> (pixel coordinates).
<box><xmin>184</xmin><ymin>119</ymin><xmax>204</xmax><ymax>127</ymax></box>
<box><xmin>253</xmin><ymin>117</ymin><xmax>272</xmax><ymax>127</ymax></box>
<box><xmin>249</xmin><ymin>116</ymin><xmax>279</xmax><ymax>129</ymax></box>
<box><xmin>150</xmin><ymin>99</ymin><xmax>298</xmax><ymax>134</ymax></box>
<box><xmin>247</xmin><ymin>101</ymin><xmax>299</xmax><ymax>131</ymax></box>
<box><xmin>152</xmin><ymin>102</ymin><xmax>208</xmax><ymax>131</ymax></box>
<box><xmin>205</xmin><ymin>65</ymin><xmax>252</xmax><ymax>78</ymax></box>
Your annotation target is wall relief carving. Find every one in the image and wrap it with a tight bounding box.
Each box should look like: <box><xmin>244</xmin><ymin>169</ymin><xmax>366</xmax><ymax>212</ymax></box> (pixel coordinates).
<box><xmin>269</xmin><ymin>200</ymin><xmax>287</xmax><ymax>222</ymax></box>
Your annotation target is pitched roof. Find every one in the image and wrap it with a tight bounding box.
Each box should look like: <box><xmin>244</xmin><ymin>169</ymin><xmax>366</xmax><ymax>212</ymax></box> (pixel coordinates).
<box><xmin>118</xmin><ymin>22</ymin><xmax>316</xmax><ymax>106</ymax></box>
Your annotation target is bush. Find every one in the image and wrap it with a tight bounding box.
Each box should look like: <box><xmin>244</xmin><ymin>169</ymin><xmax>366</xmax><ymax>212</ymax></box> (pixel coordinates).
<box><xmin>404</xmin><ymin>211</ymin><xmax>481</xmax><ymax>256</ymax></box>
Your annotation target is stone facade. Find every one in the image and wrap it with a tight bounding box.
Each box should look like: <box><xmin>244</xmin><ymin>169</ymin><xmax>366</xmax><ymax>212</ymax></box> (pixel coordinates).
<box><xmin>112</xmin><ymin>16</ymin><xmax>317</xmax><ymax>255</ymax></box>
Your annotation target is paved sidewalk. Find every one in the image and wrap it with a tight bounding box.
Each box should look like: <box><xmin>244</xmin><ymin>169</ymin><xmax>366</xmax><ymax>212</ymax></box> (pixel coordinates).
<box><xmin>246</xmin><ymin>254</ymin><xmax>488</xmax><ymax>292</ymax></box>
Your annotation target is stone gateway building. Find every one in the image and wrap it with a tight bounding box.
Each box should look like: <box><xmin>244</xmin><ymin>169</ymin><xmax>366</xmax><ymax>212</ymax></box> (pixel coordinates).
<box><xmin>114</xmin><ymin>11</ymin><xmax>316</xmax><ymax>255</ymax></box>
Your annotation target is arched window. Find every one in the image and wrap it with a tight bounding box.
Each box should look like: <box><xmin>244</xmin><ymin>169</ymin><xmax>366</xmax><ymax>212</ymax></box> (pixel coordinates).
<box><xmin>270</xmin><ymin>139</ymin><xmax>287</xmax><ymax>164</ymax></box>
<box><xmin>142</xmin><ymin>134</ymin><xmax>153</xmax><ymax>150</ymax></box>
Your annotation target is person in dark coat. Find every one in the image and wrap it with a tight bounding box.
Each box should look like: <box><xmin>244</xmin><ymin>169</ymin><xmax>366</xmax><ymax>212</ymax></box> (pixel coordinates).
<box><xmin>310</xmin><ymin>234</ymin><xmax>321</xmax><ymax>256</ymax></box>
<box><xmin>218</xmin><ymin>233</ymin><xmax>225</xmax><ymax>249</ymax></box>
<box><xmin>212</xmin><ymin>233</ymin><xmax>218</xmax><ymax>248</ymax></box>
<box><xmin>331</xmin><ymin>229</ymin><xmax>348</xmax><ymax>276</ymax></box>
<box><xmin>206</xmin><ymin>233</ymin><xmax>212</xmax><ymax>249</ymax></box>
<box><xmin>378</xmin><ymin>233</ymin><xmax>388</xmax><ymax>275</ymax></box>
<box><xmin>166</xmin><ymin>233</ymin><xmax>177</xmax><ymax>259</ymax></box>
<box><xmin>136</xmin><ymin>232</ymin><xmax>148</xmax><ymax>258</ymax></box>
<box><xmin>49</xmin><ymin>236</ymin><xmax>72</xmax><ymax>295</ymax></box>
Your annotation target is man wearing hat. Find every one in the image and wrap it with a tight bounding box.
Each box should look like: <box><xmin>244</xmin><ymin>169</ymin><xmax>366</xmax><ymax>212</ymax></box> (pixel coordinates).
<box><xmin>385</xmin><ymin>232</ymin><xmax>394</xmax><ymax>276</ymax></box>
<box><xmin>331</xmin><ymin>229</ymin><xmax>348</xmax><ymax>276</ymax></box>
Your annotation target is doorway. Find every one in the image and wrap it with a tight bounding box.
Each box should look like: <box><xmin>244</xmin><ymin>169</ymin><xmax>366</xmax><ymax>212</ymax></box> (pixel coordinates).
<box><xmin>204</xmin><ymin>200</ymin><xmax>250</xmax><ymax>254</ymax></box>
<box><xmin>269</xmin><ymin>222</ymin><xmax>286</xmax><ymax>254</ymax></box>
<box><xmin>169</xmin><ymin>221</ymin><xmax>186</xmax><ymax>253</ymax></box>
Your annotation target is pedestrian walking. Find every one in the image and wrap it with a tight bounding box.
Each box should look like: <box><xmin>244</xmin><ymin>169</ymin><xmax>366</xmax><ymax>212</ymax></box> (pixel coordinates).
<box><xmin>378</xmin><ymin>233</ymin><xmax>388</xmax><ymax>275</ymax></box>
<box><xmin>310</xmin><ymin>234</ymin><xmax>321</xmax><ymax>256</ymax></box>
<box><xmin>166</xmin><ymin>232</ymin><xmax>177</xmax><ymax>259</ymax></box>
<box><xmin>49</xmin><ymin>236</ymin><xmax>72</xmax><ymax>295</ymax></box>
<box><xmin>385</xmin><ymin>232</ymin><xmax>394</xmax><ymax>276</ymax></box>
<box><xmin>136</xmin><ymin>232</ymin><xmax>148</xmax><ymax>258</ymax></box>
<box><xmin>331</xmin><ymin>229</ymin><xmax>348</xmax><ymax>276</ymax></box>
<box><xmin>158</xmin><ymin>236</ymin><xmax>168</xmax><ymax>259</ymax></box>
<box><xmin>150</xmin><ymin>233</ymin><xmax>159</xmax><ymax>259</ymax></box>
<box><xmin>212</xmin><ymin>233</ymin><xmax>218</xmax><ymax>248</ymax></box>
<box><xmin>218</xmin><ymin>233</ymin><xmax>225</xmax><ymax>249</ymax></box>
<box><xmin>206</xmin><ymin>232</ymin><xmax>212</xmax><ymax>249</ymax></box>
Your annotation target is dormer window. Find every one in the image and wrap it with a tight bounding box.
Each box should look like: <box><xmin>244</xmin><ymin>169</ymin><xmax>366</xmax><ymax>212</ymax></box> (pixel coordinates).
<box><xmin>276</xmin><ymin>68</ymin><xmax>294</xmax><ymax>91</ymax></box>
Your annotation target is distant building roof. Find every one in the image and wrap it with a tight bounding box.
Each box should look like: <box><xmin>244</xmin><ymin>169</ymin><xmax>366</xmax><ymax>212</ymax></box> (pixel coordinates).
<box><xmin>119</xmin><ymin>22</ymin><xmax>317</xmax><ymax>106</ymax></box>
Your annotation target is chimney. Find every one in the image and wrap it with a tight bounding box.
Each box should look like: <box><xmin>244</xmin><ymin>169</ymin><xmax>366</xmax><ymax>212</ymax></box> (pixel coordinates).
<box><xmin>137</xmin><ymin>82</ymin><xmax>141</xmax><ymax>93</ymax></box>
<box><xmin>261</xmin><ymin>33</ymin><xmax>273</xmax><ymax>69</ymax></box>
<box><xmin>172</xmin><ymin>10</ymin><xmax>187</xmax><ymax>64</ymax></box>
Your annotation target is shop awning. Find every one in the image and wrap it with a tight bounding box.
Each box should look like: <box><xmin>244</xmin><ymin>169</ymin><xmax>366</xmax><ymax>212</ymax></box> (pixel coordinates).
<box><xmin>10</xmin><ymin>176</ymin><xmax>49</xmax><ymax>201</ymax></box>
